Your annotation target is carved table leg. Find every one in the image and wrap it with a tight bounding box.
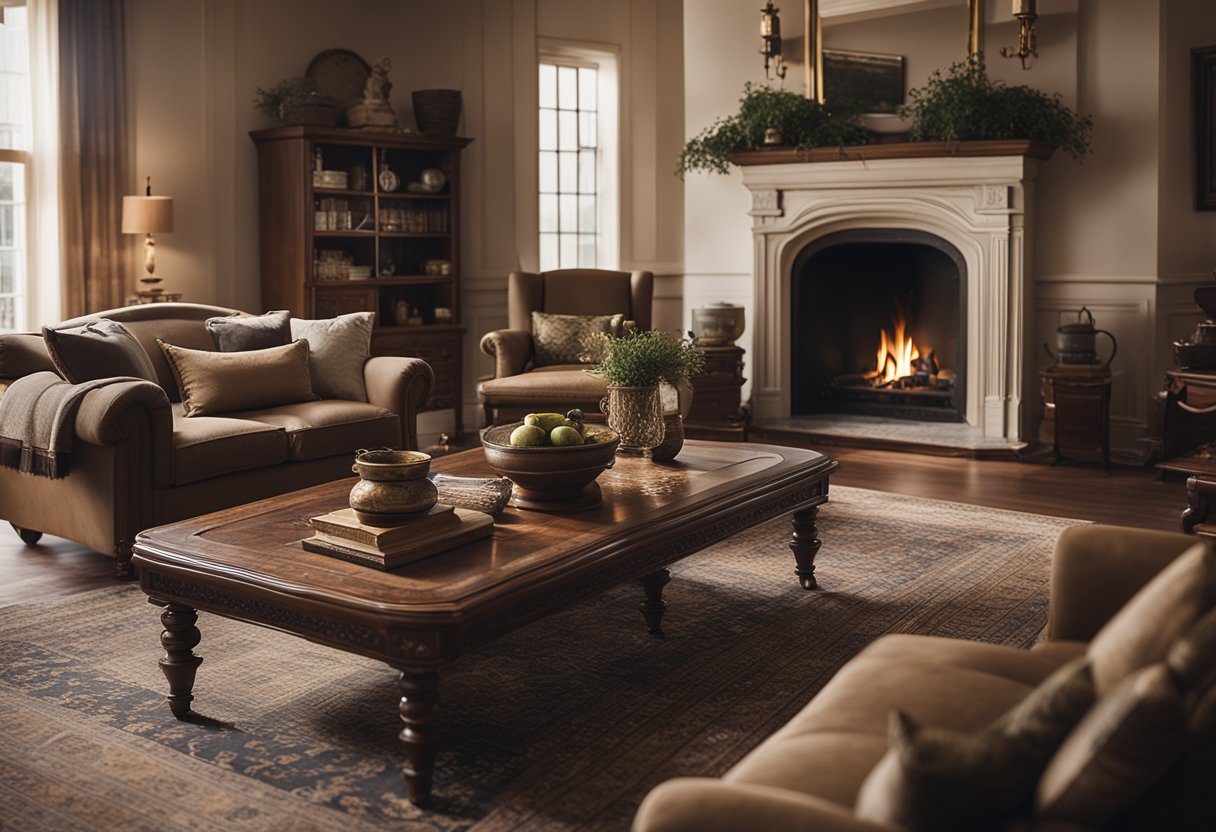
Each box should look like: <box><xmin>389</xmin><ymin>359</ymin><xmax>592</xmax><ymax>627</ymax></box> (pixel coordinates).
<box><xmin>790</xmin><ymin>506</ymin><xmax>822</xmax><ymax>590</ymax></box>
<box><xmin>158</xmin><ymin>603</ymin><xmax>203</xmax><ymax>718</ymax></box>
<box><xmin>398</xmin><ymin>668</ymin><xmax>440</xmax><ymax>806</ymax></box>
<box><xmin>639</xmin><ymin>568</ymin><xmax>672</xmax><ymax>636</ymax></box>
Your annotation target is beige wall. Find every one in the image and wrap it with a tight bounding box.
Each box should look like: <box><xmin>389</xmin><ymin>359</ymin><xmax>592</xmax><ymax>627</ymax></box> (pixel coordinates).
<box><xmin>125</xmin><ymin>0</ymin><xmax>685</xmax><ymax>438</ymax></box>
<box><xmin>682</xmin><ymin>0</ymin><xmax>1211</xmax><ymax>450</ymax></box>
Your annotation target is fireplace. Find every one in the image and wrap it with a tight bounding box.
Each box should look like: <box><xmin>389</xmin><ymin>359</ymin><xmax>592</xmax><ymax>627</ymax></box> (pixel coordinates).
<box><xmin>791</xmin><ymin>230</ymin><xmax>967</xmax><ymax>422</ymax></box>
<box><xmin>737</xmin><ymin>151</ymin><xmax>1043</xmax><ymax>442</ymax></box>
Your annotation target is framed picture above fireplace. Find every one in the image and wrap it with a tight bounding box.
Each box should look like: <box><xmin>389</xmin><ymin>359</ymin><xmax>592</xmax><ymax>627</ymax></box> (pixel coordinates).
<box><xmin>1196</xmin><ymin>45</ymin><xmax>1216</xmax><ymax>210</ymax></box>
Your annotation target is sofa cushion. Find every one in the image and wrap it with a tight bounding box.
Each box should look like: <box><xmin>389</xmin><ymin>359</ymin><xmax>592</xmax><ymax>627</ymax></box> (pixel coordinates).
<box><xmin>0</xmin><ymin>332</ymin><xmax>57</xmax><ymax>378</ymax></box>
<box><xmin>724</xmin><ymin>635</ymin><xmax>1071</xmax><ymax>809</ymax></box>
<box><xmin>159</xmin><ymin>339</ymin><xmax>318</xmax><ymax>417</ymax></box>
<box><xmin>170</xmin><ymin>405</ymin><xmax>288</xmax><ymax>485</ymax></box>
<box><xmin>228</xmin><ymin>400</ymin><xmax>399</xmax><ymax>461</ymax></box>
<box><xmin>531</xmin><ymin>311</ymin><xmax>622</xmax><ymax>366</ymax></box>
<box><xmin>290</xmin><ymin>312</ymin><xmax>374</xmax><ymax>402</ymax></box>
<box><xmin>42</xmin><ymin>320</ymin><xmax>158</xmax><ymax>384</ymax></box>
<box><xmin>1167</xmin><ymin>606</ymin><xmax>1216</xmax><ymax>690</ymax></box>
<box><xmin>121</xmin><ymin>317</ymin><xmax>220</xmax><ymax>401</ymax></box>
<box><xmin>479</xmin><ymin>365</ymin><xmax>608</xmax><ymax>408</ymax></box>
<box><xmin>854</xmin><ymin>658</ymin><xmax>1094</xmax><ymax>831</ymax></box>
<box><xmin>205</xmin><ymin>310</ymin><xmax>291</xmax><ymax>352</ymax></box>
<box><xmin>1036</xmin><ymin>663</ymin><xmax>1188</xmax><ymax>827</ymax></box>
<box><xmin>1087</xmin><ymin>541</ymin><xmax>1216</xmax><ymax>694</ymax></box>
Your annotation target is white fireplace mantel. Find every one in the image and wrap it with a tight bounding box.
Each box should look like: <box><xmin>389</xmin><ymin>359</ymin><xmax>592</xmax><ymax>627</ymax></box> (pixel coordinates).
<box><xmin>739</xmin><ymin>153</ymin><xmax>1041</xmax><ymax>443</ymax></box>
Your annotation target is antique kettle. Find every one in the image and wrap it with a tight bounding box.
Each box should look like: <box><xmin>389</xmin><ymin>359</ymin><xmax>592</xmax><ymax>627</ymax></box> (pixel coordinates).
<box><xmin>1044</xmin><ymin>306</ymin><xmax>1117</xmax><ymax>366</ymax></box>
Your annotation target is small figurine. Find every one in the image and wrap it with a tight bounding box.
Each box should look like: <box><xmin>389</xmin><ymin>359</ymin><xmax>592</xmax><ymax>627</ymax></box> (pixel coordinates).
<box><xmin>345</xmin><ymin>57</ymin><xmax>399</xmax><ymax>129</ymax></box>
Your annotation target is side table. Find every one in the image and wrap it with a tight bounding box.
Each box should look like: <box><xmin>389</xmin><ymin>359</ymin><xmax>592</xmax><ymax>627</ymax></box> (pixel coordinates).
<box><xmin>685</xmin><ymin>345</ymin><xmax>748</xmax><ymax>441</ymax></box>
<box><xmin>1159</xmin><ymin>369</ymin><xmax>1216</xmax><ymax>479</ymax></box>
<box><xmin>1040</xmin><ymin>364</ymin><xmax>1111</xmax><ymax>468</ymax></box>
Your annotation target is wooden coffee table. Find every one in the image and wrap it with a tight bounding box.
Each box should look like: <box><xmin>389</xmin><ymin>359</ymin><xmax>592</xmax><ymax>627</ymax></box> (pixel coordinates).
<box><xmin>132</xmin><ymin>441</ymin><xmax>836</xmax><ymax>805</ymax></box>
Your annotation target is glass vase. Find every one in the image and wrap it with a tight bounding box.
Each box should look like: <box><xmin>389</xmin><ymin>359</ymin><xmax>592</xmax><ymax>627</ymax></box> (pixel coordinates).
<box><xmin>600</xmin><ymin>385</ymin><xmax>665</xmax><ymax>456</ymax></box>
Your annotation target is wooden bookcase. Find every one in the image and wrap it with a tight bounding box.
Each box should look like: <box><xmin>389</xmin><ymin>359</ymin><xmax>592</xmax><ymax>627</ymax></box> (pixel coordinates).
<box><xmin>250</xmin><ymin>126</ymin><xmax>472</xmax><ymax>436</ymax></box>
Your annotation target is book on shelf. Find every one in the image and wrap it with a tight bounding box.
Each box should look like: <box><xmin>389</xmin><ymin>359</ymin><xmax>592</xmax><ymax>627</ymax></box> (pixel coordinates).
<box><xmin>302</xmin><ymin>507</ymin><xmax>494</xmax><ymax>570</ymax></box>
<box><xmin>309</xmin><ymin>505</ymin><xmax>457</xmax><ymax>549</ymax></box>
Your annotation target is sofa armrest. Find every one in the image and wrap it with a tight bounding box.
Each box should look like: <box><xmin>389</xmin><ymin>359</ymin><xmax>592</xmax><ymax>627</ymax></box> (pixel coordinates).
<box><xmin>74</xmin><ymin>380</ymin><xmax>173</xmax><ymax>488</ymax></box>
<box><xmin>364</xmin><ymin>356</ymin><xmax>434</xmax><ymax>451</ymax></box>
<box><xmin>480</xmin><ymin>329</ymin><xmax>533</xmax><ymax>379</ymax></box>
<box><xmin>1044</xmin><ymin>524</ymin><xmax>1201</xmax><ymax>642</ymax></box>
<box><xmin>633</xmin><ymin>779</ymin><xmax>901</xmax><ymax>832</ymax></box>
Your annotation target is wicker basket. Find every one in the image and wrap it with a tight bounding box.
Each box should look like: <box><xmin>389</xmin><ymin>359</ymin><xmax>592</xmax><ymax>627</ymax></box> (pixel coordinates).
<box><xmin>412</xmin><ymin>89</ymin><xmax>462</xmax><ymax>136</ymax></box>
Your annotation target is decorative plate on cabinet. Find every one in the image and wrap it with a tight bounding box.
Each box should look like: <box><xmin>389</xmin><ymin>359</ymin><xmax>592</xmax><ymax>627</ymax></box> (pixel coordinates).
<box><xmin>306</xmin><ymin>49</ymin><xmax>371</xmax><ymax>112</ymax></box>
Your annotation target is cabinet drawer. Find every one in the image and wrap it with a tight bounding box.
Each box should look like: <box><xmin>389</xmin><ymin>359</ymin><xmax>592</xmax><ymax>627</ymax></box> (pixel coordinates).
<box><xmin>312</xmin><ymin>286</ymin><xmax>377</xmax><ymax>319</ymax></box>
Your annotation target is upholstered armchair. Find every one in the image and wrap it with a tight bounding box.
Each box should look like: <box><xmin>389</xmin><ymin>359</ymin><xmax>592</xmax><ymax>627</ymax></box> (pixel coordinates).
<box><xmin>478</xmin><ymin>269</ymin><xmax>653</xmax><ymax>425</ymax></box>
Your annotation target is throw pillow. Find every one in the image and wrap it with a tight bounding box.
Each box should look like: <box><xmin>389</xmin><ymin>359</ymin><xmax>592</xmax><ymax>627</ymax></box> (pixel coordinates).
<box><xmin>42</xmin><ymin>319</ymin><xmax>158</xmax><ymax>384</ymax></box>
<box><xmin>157</xmin><ymin>339</ymin><xmax>317</xmax><ymax>417</ymax></box>
<box><xmin>531</xmin><ymin>311</ymin><xmax>624</xmax><ymax>367</ymax></box>
<box><xmin>1167</xmin><ymin>605</ymin><xmax>1216</xmax><ymax>691</ymax></box>
<box><xmin>205</xmin><ymin>310</ymin><xmax>291</xmax><ymax>352</ymax></box>
<box><xmin>854</xmin><ymin>658</ymin><xmax>1094</xmax><ymax>831</ymax></box>
<box><xmin>290</xmin><ymin>311</ymin><xmax>374</xmax><ymax>401</ymax></box>
<box><xmin>1087</xmin><ymin>541</ymin><xmax>1216</xmax><ymax>694</ymax></box>
<box><xmin>1035</xmin><ymin>663</ymin><xmax>1188</xmax><ymax>828</ymax></box>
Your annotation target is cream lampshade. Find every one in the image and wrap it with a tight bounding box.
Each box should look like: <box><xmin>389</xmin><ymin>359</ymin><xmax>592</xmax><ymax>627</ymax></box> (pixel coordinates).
<box><xmin>122</xmin><ymin>176</ymin><xmax>174</xmax><ymax>297</ymax></box>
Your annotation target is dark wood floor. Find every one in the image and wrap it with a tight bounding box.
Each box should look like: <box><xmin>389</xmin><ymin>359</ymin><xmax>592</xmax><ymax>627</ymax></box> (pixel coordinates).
<box><xmin>0</xmin><ymin>444</ymin><xmax>1187</xmax><ymax>610</ymax></box>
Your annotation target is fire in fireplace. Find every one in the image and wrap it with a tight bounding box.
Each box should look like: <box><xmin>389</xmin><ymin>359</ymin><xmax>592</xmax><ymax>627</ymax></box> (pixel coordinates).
<box><xmin>791</xmin><ymin>230</ymin><xmax>967</xmax><ymax>422</ymax></box>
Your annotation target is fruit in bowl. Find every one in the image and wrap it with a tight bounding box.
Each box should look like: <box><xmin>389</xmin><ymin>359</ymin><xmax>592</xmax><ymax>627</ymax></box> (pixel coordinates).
<box><xmin>482</xmin><ymin>410</ymin><xmax>620</xmax><ymax>512</ymax></box>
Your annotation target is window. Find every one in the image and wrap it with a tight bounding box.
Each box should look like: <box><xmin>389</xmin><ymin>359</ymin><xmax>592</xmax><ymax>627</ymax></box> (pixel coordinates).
<box><xmin>538</xmin><ymin>47</ymin><xmax>617</xmax><ymax>272</ymax></box>
<box><xmin>0</xmin><ymin>5</ymin><xmax>30</xmax><ymax>333</ymax></box>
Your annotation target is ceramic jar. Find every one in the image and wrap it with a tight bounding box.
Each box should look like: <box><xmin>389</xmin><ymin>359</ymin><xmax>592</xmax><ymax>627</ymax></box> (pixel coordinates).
<box><xmin>651</xmin><ymin>413</ymin><xmax>685</xmax><ymax>462</ymax></box>
<box><xmin>349</xmin><ymin>449</ymin><xmax>438</xmax><ymax>526</ymax></box>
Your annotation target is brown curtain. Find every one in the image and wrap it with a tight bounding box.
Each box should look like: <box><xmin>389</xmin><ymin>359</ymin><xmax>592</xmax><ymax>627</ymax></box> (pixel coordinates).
<box><xmin>58</xmin><ymin>0</ymin><xmax>129</xmax><ymax>318</ymax></box>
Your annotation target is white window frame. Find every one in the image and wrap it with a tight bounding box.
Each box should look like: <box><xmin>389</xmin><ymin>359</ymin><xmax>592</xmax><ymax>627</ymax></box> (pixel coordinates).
<box><xmin>537</xmin><ymin>39</ymin><xmax>619</xmax><ymax>272</ymax></box>
<box><xmin>0</xmin><ymin>3</ymin><xmax>31</xmax><ymax>333</ymax></box>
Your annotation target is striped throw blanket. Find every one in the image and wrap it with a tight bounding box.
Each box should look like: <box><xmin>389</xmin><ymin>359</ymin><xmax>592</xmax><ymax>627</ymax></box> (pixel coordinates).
<box><xmin>0</xmin><ymin>372</ymin><xmax>137</xmax><ymax>478</ymax></box>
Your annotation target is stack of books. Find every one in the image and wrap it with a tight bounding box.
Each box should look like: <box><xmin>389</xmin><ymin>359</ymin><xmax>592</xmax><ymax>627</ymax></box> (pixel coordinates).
<box><xmin>303</xmin><ymin>504</ymin><xmax>494</xmax><ymax>570</ymax></box>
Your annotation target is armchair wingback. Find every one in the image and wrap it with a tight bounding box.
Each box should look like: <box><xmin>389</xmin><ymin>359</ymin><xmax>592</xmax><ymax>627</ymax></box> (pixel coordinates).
<box><xmin>0</xmin><ymin>303</ymin><xmax>433</xmax><ymax>578</ymax></box>
<box><xmin>479</xmin><ymin>269</ymin><xmax>653</xmax><ymax>425</ymax></box>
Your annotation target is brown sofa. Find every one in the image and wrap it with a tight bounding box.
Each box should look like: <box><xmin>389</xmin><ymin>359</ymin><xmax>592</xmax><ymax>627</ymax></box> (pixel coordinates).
<box><xmin>635</xmin><ymin>524</ymin><xmax>1213</xmax><ymax>831</ymax></box>
<box><xmin>0</xmin><ymin>303</ymin><xmax>433</xmax><ymax>578</ymax></box>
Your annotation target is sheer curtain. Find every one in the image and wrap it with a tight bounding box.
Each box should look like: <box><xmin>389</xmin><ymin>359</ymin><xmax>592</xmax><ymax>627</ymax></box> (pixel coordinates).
<box><xmin>26</xmin><ymin>0</ymin><xmax>60</xmax><ymax>326</ymax></box>
<box><xmin>57</xmin><ymin>0</ymin><xmax>129</xmax><ymax>318</ymax></box>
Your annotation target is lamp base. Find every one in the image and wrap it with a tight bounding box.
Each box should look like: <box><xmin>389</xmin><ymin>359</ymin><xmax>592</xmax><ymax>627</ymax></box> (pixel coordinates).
<box><xmin>127</xmin><ymin>289</ymin><xmax>183</xmax><ymax>305</ymax></box>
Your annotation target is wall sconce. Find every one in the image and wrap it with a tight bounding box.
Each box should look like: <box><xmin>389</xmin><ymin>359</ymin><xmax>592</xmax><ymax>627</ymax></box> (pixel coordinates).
<box><xmin>760</xmin><ymin>2</ymin><xmax>787</xmax><ymax>81</ymax></box>
<box><xmin>1000</xmin><ymin>0</ymin><xmax>1038</xmax><ymax>70</ymax></box>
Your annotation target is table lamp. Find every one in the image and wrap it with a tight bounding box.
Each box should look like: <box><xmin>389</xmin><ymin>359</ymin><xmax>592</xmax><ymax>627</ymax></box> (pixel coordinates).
<box><xmin>122</xmin><ymin>176</ymin><xmax>174</xmax><ymax>299</ymax></box>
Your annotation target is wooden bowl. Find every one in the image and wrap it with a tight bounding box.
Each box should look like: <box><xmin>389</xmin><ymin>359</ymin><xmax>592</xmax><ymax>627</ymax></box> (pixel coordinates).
<box><xmin>480</xmin><ymin>423</ymin><xmax>620</xmax><ymax>512</ymax></box>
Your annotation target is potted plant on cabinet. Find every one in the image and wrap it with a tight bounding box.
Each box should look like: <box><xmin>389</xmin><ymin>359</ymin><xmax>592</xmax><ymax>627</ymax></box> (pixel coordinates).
<box><xmin>585</xmin><ymin>329</ymin><xmax>704</xmax><ymax>456</ymax></box>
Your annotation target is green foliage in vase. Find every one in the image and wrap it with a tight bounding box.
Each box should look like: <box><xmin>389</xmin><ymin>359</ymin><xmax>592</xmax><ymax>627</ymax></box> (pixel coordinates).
<box><xmin>900</xmin><ymin>56</ymin><xmax>1092</xmax><ymax>160</ymax></box>
<box><xmin>585</xmin><ymin>329</ymin><xmax>705</xmax><ymax>388</ymax></box>
<box><xmin>253</xmin><ymin>79</ymin><xmax>310</xmax><ymax>122</ymax></box>
<box><xmin>677</xmin><ymin>82</ymin><xmax>868</xmax><ymax>176</ymax></box>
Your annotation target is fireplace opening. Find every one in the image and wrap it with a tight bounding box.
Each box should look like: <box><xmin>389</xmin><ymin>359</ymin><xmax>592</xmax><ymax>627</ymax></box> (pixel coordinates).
<box><xmin>791</xmin><ymin>230</ymin><xmax>967</xmax><ymax>422</ymax></box>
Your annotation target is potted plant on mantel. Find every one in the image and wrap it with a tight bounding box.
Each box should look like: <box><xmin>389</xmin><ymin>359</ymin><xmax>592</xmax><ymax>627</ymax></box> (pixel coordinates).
<box><xmin>585</xmin><ymin>329</ymin><xmax>704</xmax><ymax>457</ymax></box>
<box><xmin>678</xmin><ymin>57</ymin><xmax>1092</xmax><ymax>174</ymax></box>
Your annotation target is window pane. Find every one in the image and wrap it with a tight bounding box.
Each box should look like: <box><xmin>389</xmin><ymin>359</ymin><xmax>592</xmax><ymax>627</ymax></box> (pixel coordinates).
<box><xmin>539</xmin><ymin>152</ymin><xmax>557</xmax><ymax>193</ymax></box>
<box><xmin>578</xmin><ymin>195</ymin><xmax>596</xmax><ymax>233</ymax></box>
<box><xmin>538</xmin><ymin>63</ymin><xmax>557</xmax><ymax>109</ymax></box>
<box><xmin>558</xmin><ymin>66</ymin><xmax>577</xmax><ymax>110</ymax></box>
<box><xmin>578</xmin><ymin>149</ymin><xmax>596</xmax><ymax>193</ymax></box>
<box><xmin>558</xmin><ymin>151</ymin><xmax>576</xmax><ymax>193</ymax></box>
<box><xmin>0</xmin><ymin>296</ymin><xmax>13</xmax><ymax>331</ymax></box>
<box><xmin>559</xmin><ymin>194</ymin><xmax>576</xmax><ymax>232</ymax></box>
<box><xmin>578</xmin><ymin>234</ymin><xmax>596</xmax><ymax>268</ymax></box>
<box><xmin>539</xmin><ymin>194</ymin><xmax>558</xmax><ymax>233</ymax></box>
<box><xmin>560</xmin><ymin>233</ymin><xmax>577</xmax><ymax>268</ymax></box>
<box><xmin>0</xmin><ymin>250</ymin><xmax>13</xmax><ymax>293</ymax></box>
<box><xmin>578</xmin><ymin>67</ymin><xmax>597</xmax><ymax>111</ymax></box>
<box><xmin>540</xmin><ymin>233</ymin><xmax>559</xmax><ymax>272</ymax></box>
<box><xmin>0</xmin><ymin>205</ymin><xmax>12</xmax><ymax>247</ymax></box>
<box><xmin>0</xmin><ymin>7</ymin><xmax>30</xmax><ymax>151</ymax></box>
<box><xmin>558</xmin><ymin>110</ymin><xmax>577</xmax><ymax>151</ymax></box>
<box><xmin>539</xmin><ymin>109</ymin><xmax>558</xmax><ymax>151</ymax></box>
<box><xmin>579</xmin><ymin>112</ymin><xmax>596</xmax><ymax>148</ymax></box>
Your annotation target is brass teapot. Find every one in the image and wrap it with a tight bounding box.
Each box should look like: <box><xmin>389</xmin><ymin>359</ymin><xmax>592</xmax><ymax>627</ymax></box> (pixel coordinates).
<box><xmin>1044</xmin><ymin>306</ymin><xmax>1117</xmax><ymax>367</ymax></box>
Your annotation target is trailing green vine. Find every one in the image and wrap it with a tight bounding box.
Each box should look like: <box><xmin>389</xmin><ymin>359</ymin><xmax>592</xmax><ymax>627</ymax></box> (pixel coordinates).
<box><xmin>677</xmin><ymin>83</ymin><xmax>867</xmax><ymax>176</ymax></box>
<box><xmin>900</xmin><ymin>56</ymin><xmax>1093</xmax><ymax>160</ymax></box>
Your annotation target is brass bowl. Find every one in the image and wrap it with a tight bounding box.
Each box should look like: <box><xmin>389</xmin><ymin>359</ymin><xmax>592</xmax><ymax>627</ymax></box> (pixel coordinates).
<box><xmin>480</xmin><ymin>423</ymin><xmax>620</xmax><ymax>512</ymax></box>
<box><xmin>349</xmin><ymin>449</ymin><xmax>437</xmax><ymax>525</ymax></box>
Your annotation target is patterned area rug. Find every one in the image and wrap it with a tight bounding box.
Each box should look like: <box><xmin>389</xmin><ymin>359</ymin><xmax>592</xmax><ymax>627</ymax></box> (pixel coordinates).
<box><xmin>0</xmin><ymin>486</ymin><xmax>1082</xmax><ymax>831</ymax></box>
